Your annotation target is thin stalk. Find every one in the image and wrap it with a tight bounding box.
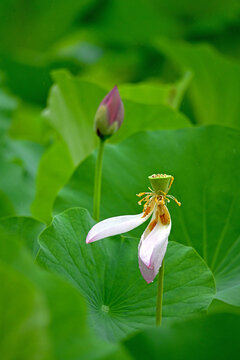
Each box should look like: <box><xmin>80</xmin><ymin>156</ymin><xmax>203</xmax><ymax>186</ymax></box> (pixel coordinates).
<box><xmin>170</xmin><ymin>71</ymin><xmax>193</xmax><ymax>110</ymax></box>
<box><xmin>93</xmin><ymin>139</ymin><xmax>105</xmax><ymax>221</ymax></box>
<box><xmin>156</xmin><ymin>260</ymin><xmax>164</xmax><ymax>326</ymax></box>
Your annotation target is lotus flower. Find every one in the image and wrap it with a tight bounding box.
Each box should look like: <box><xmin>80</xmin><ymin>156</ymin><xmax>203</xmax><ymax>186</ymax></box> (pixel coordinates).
<box><xmin>94</xmin><ymin>86</ymin><xmax>124</xmax><ymax>139</ymax></box>
<box><xmin>86</xmin><ymin>174</ymin><xmax>181</xmax><ymax>283</ymax></box>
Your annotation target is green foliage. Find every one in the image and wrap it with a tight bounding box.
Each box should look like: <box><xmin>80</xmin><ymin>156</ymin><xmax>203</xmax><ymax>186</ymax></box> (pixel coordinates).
<box><xmin>118</xmin><ymin>72</ymin><xmax>192</xmax><ymax>109</ymax></box>
<box><xmin>0</xmin><ymin>88</ymin><xmax>17</xmax><ymax>133</ymax></box>
<box><xmin>0</xmin><ymin>262</ymin><xmax>50</xmax><ymax>360</ymax></box>
<box><xmin>54</xmin><ymin>126</ymin><xmax>240</xmax><ymax>306</ymax></box>
<box><xmin>0</xmin><ymin>0</ymin><xmax>95</xmax><ymax>52</ymax></box>
<box><xmin>0</xmin><ymin>139</ymin><xmax>44</xmax><ymax>216</ymax></box>
<box><xmin>0</xmin><ymin>216</ymin><xmax>45</xmax><ymax>256</ymax></box>
<box><xmin>0</xmin><ymin>230</ymin><xmax>118</xmax><ymax>359</ymax></box>
<box><xmin>157</xmin><ymin>40</ymin><xmax>240</xmax><ymax>129</ymax></box>
<box><xmin>9</xmin><ymin>103</ymin><xmax>51</xmax><ymax>145</ymax></box>
<box><xmin>0</xmin><ymin>191</ymin><xmax>15</xmax><ymax>218</ymax></box>
<box><xmin>0</xmin><ymin>0</ymin><xmax>239</xmax><ymax>358</ymax></box>
<box><xmin>123</xmin><ymin>313</ymin><xmax>240</xmax><ymax>360</ymax></box>
<box><xmin>80</xmin><ymin>0</ymin><xmax>240</xmax><ymax>45</ymax></box>
<box><xmin>32</xmin><ymin>70</ymin><xmax>190</xmax><ymax>222</ymax></box>
<box><xmin>45</xmin><ymin>70</ymin><xmax>190</xmax><ymax>165</ymax></box>
<box><xmin>45</xmin><ymin>71</ymin><xmax>100</xmax><ymax>166</ymax></box>
<box><xmin>37</xmin><ymin>208</ymin><xmax>215</xmax><ymax>342</ymax></box>
<box><xmin>31</xmin><ymin>141</ymin><xmax>74</xmax><ymax>224</ymax></box>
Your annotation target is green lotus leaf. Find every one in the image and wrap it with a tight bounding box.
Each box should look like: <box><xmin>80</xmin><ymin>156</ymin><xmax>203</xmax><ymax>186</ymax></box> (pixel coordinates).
<box><xmin>0</xmin><ymin>262</ymin><xmax>50</xmax><ymax>360</ymax></box>
<box><xmin>123</xmin><ymin>312</ymin><xmax>240</xmax><ymax>360</ymax></box>
<box><xmin>0</xmin><ymin>229</ymin><xmax>118</xmax><ymax>360</ymax></box>
<box><xmin>55</xmin><ymin>125</ymin><xmax>240</xmax><ymax>307</ymax></box>
<box><xmin>0</xmin><ymin>216</ymin><xmax>45</xmax><ymax>256</ymax></box>
<box><xmin>156</xmin><ymin>40</ymin><xmax>240</xmax><ymax>129</ymax></box>
<box><xmin>37</xmin><ymin>207</ymin><xmax>215</xmax><ymax>342</ymax></box>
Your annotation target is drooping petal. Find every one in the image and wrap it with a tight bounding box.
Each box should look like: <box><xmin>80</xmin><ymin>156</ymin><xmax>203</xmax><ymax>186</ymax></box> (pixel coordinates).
<box><xmin>138</xmin><ymin>219</ymin><xmax>171</xmax><ymax>283</ymax></box>
<box><xmin>86</xmin><ymin>212</ymin><xmax>152</xmax><ymax>244</ymax></box>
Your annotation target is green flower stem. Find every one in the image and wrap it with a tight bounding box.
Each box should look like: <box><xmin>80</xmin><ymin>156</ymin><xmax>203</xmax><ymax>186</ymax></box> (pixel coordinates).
<box><xmin>93</xmin><ymin>139</ymin><xmax>105</xmax><ymax>221</ymax></box>
<box><xmin>148</xmin><ymin>175</ymin><xmax>171</xmax><ymax>325</ymax></box>
<box><xmin>170</xmin><ymin>71</ymin><xmax>193</xmax><ymax>110</ymax></box>
<box><xmin>156</xmin><ymin>260</ymin><xmax>164</xmax><ymax>326</ymax></box>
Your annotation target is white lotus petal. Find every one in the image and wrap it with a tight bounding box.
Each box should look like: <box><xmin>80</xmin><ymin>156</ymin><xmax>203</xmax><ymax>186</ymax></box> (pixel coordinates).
<box><xmin>86</xmin><ymin>212</ymin><xmax>152</xmax><ymax>243</ymax></box>
<box><xmin>138</xmin><ymin>219</ymin><xmax>171</xmax><ymax>283</ymax></box>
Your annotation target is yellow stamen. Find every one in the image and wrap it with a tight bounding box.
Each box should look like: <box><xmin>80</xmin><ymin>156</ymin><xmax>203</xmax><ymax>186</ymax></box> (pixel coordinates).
<box><xmin>138</xmin><ymin>183</ymin><xmax>181</xmax><ymax>218</ymax></box>
<box><xmin>168</xmin><ymin>176</ymin><xmax>174</xmax><ymax>192</ymax></box>
<box><xmin>173</xmin><ymin>198</ymin><xmax>181</xmax><ymax>206</ymax></box>
<box><xmin>136</xmin><ymin>192</ymin><xmax>147</xmax><ymax>197</ymax></box>
<box><xmin>138</xmin><ymin>195</ymin><xmax>150</xmax><ymax>205</ymax></box>
<box><xmin>167</xmin><ymin>194</ymin><xmax>181</xmax><ymax>206</ymax></box>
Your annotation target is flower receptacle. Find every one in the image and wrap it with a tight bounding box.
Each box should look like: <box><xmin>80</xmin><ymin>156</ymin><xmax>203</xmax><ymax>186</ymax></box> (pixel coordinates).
<box><xmin>148</xmin><ymin>174</ymin><xmax>173</xmax><ymax>194</ymax></box>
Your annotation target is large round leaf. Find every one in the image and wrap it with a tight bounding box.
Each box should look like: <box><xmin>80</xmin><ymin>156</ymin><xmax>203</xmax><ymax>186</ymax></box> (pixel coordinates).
<box><xmin>0</xmin><ymin>216</ymin><xmax>45</xmax><ymax>256</ymax></box>
<box><xmin>0</xmin><ymin>229</ymin><xmax>117</xmax><ymax>360</ymax></box>
<box><xmin>123</xmin><ymin>313</ymin><xmax>240</xmax><ymax>360</ymax></box>
<box><xmin>37</xmin><ymin>208</ymin><xmax>215</xmax><ymax>342</ymax></box>
<box><xmin>0</xmin><ymin>263</ymin><xmax>50</xmax><ymax>360</ymax></box>
<box><xmin>54</xmin><ymin>125</ymin><xmax>240</xmax><ymax>306</ymax></box>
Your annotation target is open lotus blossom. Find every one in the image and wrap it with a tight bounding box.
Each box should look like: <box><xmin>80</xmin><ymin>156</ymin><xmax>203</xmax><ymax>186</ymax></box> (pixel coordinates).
<box><xmin>86</xmin><ymin>174</ymin><xmax>181</xmax><ymax>283</ymax></box>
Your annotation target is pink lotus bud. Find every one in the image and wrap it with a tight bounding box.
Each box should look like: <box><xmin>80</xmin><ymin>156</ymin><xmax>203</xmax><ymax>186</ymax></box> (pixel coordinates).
<box><xmin>94</xmin><ymin>86</ymin><xmax>124</xmax><ymax>139</ymax></box>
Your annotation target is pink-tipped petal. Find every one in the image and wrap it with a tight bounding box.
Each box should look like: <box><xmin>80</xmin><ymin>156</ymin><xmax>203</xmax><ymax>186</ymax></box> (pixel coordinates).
<box><xmin>138</xmin><ymin>220</ymin><xmax>171</xmax><ymax>283</ymax></box>
<box><xmin>94</xmin><ymin>86</ymin><xmax>124</xmax><ymax>139</ymax></box>
<box><xmin>101</xmin><ymin>86</ymin><xmax>123</xmax><ymax>125</ymax></box>
<box><xmin>86</xmin><ymin>212</ymin><xmax>152</xmax><ymax>244</ymax></box>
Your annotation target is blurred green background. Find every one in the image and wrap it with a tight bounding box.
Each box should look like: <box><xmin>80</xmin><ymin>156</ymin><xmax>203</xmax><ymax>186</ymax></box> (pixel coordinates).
<box><xmin>0</xmin><ymin>0</ymin><xmax>240</xmax><ymax>359</ymax></box>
